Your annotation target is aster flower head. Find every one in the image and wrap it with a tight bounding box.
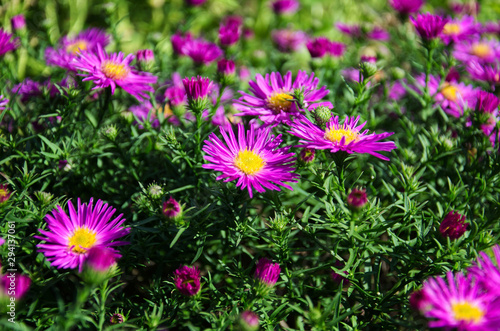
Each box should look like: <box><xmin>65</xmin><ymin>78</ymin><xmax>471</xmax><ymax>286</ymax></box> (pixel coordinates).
<box><xmin>289</xmin><ymin>115</ymin><xmax>397</xmax><ymax>161</ymax></box>
<box><xmin>174</xmin><ymin>265</ymin><xmax>201</xmax><ymax>296</ymax></box>
<box><xmin>271</xmin><ymin>29</ymin><xmax>307</xmax><ymax>52</ymax></box>
<box><xmin>219</xmin><ymin>19</ymin><xmax>242</xmax><ymax>46</ymax></box>
<box><xmin>0</xmin><ymin>184</ymin><xmax>12</xmax><ymax>205</ymax></box>
<box><xmin>0</xmin><ymin>29</ymin><xmax>19</xmax><ymax>56</ymax></box>
<box><xmin>11</xmin><ymin>78</ymin><xmax>42</xmax><ymax>103</ymax></box>
<box><xmin>185</xmin><ymin>0</ymin><xmax>207</xmax><ymax>6</ymax></box>
<box><xmin>455</xmin><ymin>40</ymin><xmax>500</xmax><ymax>65</ymax></box>
<box><xmin>11</xmin><ymin>15</ymin><xmax>26</xmax><ymax>31</ymax></box>
<box><xmin>203</xmin><ymin>123</ymin><xmax>298</xmax><ymax>198</ymax></box>
<box><xmin>162</xmin><ymin>196</ymin><xmax>182</xmax><ymax>219</ymax></box>
<box><xmin>183</xmin><ymin>76</ymin><xmax>213</xmax><ymax>112</ymax></box>
<box><xmin>73</xmin><ymin>44</ymin><xmax>158</xmax><ymax>102</ymax></box>
<box><xmin>347</xmin><ymin>188</ymin><xmax>368</xmax><ymax>209</ymax></box>
<box><xmin>239</xmin><ymin>311</ymin><xmax>259</xmax><ymax>331</ymax></box>
<box><xmin>254</xmin><ymin>258</ymin><xmax>280</xmax><ymax>287</ymax></box>
<box><xmin>307</xmin><ymin>37</ymin><xmax>332</xmax><ymax>58</ymax></box>
<box><xmin>410</xmin><ymin>13</ymin><xmax>449</xmax><ymax>41</ymax></box>
<box><xmin>299</xmin><ymin>148</ymin><xmax>315</xmax><ymax>164</ymax></box>
<box><xmin>439</xmin><ymin>211</ymin><xmax>468</xmax><ymax>240</ymax></box>
<box><xmin>0</xmin><ymin>273</ymin><xmax>31</xmax><ymax>299</ymax></box>
<box><xmin>440</xmin><ymin>16</ymin><xmax>480</xmax><ymax>45</ymax></box>
<box><xmin>467</xmin><ymin>61</ymin><xmax>500</xmax><ymax>86</ymax></box>
<box><xmin>171</xmin><ymin>32</ymin><xmax>193</xmax><ymax>55</ymax></box>
<box><xmin>329</xmin><ymin>41</ymin><xmax>347</xmax><ymax>57</ymax></box>
<box><xmin>474</xmin><ymin>90</ymin><xmax>500</xmax><ymax>114</ymax></box>
<box><xmin>182</xmin><ymin>39</ymin><xmax>223</xmax><ymax>65</ymax></box>
<box><xmin>110</xmin><ymin>313</ymin><xmax>125</xmax><ymax>324</ymax></box>
<box><xmin>136</xmin><ymin>49</ymin><xmax>154</xmax><ymax>69</ymax></box>
<box><xmin>234</xmin><ymin>70</ymin><xmax>330</xmax><ymax>126</ymax></box>
<box><xmin>336</xmin><ymin>23</ymin><xmax>363</xmax><ymax>39</ymax></box>
<box><xmin>45</xmin><ymin>28</ymin><xmax>110</xmax><ymax>71</ymax></box>
<box><xmin>469</xmin><ymin>245</ymin><xmax>500</xmax><ymax>296</ymax></box>
<box><xmin>82</xmin><ymin>246</ymin><xmax>119</xmax><ymax>284</ymax></box>
<box><xmin>35</xmin><ymin>198</ymin><xmax>130</xmax><ymax>272</ymax></box>
<box><xmin>331</xmin><ymin>260</ymin><xmax>350</xmax><ymax>286</ymax></box>
<box><xmin>389</xmin><ymin>0</ymin><xmax>424</xmax><ymax>15</ymax></box>
<box><xmin>217</xmin><ymin>59</ymin><xmax>236</xmax><ymax>79</ymax></box>
<box><xmin>271</xmin><ymin>0</ymin><xmax>299</xmax><ymax>15</ymax></box>
<box><xmin>422</xmin><ymin>271</ymin><xmax>500</xmax><ymax>329</ymax></box>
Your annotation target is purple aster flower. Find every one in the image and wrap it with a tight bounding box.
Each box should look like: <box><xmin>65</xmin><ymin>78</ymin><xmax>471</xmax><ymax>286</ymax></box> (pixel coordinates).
<box><xmin>367</xmin><ymin>26</ymin><xmax>390</xmax><ymax>41</ymax></box>
<box><xmin>467</xmin><ymin>61</ymin><xmax>500</xmax><ymax>86</ymax></box>
<box><xmin>129</xmin><ymin>101</ymin><xmax>180</xmax><ymax>128</ymax></box>
<box><xmin>329</xmin><ymin>41</ymin><xmax>347</xmax><ymax>57</ymax></box>
<box><xmin>185</xmin><ymin>0</ymin><xmax>207</xmax><ymax>6</ymax></box>
<box><xmin>11</xmin><ymin>15</ymin><xmax>26</xmax><ymax>31</ymax></box>
<box><xmin>164</xmin><ymin>72</ymin><xmax>187</xmax><ymax>107</ymax></box>
<box><xmin>271</xmin><ymin>0</ymin><xmax>299</xmax><ymax>15</ymax></box>
<box><xmin>234</xmin><ymin>70</ymin><xmax>330</xmax><ymax>126</ymax></box>
<box><xmin>182</xmin><ymin>39</ymin><xmax>223</xmax><ymax>65</ymax></box>
<box><xmin>409</xmin><ymin>289</ymin><xmax>432</xmax><ymax>314</ymax></box>
<box><xmin>271</xmin><ymin>29</ymin><xmax>307</xmax><ymax>52</ymax></box>
<box><xmin>1</xmin><ymin>273</ymin><xmax>30</xmax><ymax>299</ymax></box>
<box><xmin>422</xmin><ymin>271</ymin><xmax>500</xmax><ymax>329</ymax></box>
<box><xmin>0</xmin><ymin>95</ymin><xmax>9</xmax><ymax>111</ymax></box>
<box><xmin>0</xmin><ymin>184</ymin><xmax>12</xmax><ymax>204</ymax></box>
<box><xmin>11</xmin><ymin>78</ymin><xmax>42</xmax><ymax>103</ymax></box>
<box><xmin>174</xmin><ymin>265</ymin><xmax>201</xmax><ymax>296</ymax></box>
<box><xmin>454</xmin><ymin>39</ymin><xmax>500</xmax><ymax>64</ymax></box>
<box><xmin>217</xmin><ymin>59</ymin><xmax>236</xmax><ymax>76</ymax></box>
<box><xmin>45</xmin><ymin>28</ymin><xmax>110</xmax><ymax>71</ymax></box>
<box><xmin>289</xmin><ymin>115</ymin><xmax>397</xmax><ymax>161</ymax></box>
<box><xmin>450</xmin><ymin>1</ymin><xmax>480</xmax><ymax>16</ymax></box>
<box><xmin>410</xmin><ymin>13</ymin><xmax>449</xmax><ymax>40</ymax></box>
<box><xmin>482</xmin><ymin>21</ymin><xmax>500</xmax><ymax>35</ymax></box>
<box><xmin>474</xmin><ymin>90</ymin><xmax>500</xmax><ymax>114</ymax></box>
<box><xmin>439</xmin><ymin>211</ymin><xmax>468</xmax><ymax>239</ymax></box>
<box><xmin>414</xmin><ymin>74</ymin><xmax>475</xmax><ymax>118</ymax></box>
<box><xmin>307</xmin><ymin>37</ymin><xmax>332</xmax><ymax>58</ymax></box>
<box><xmin>203</xmin><ymin>123</ymin><xmax>298</xmax><ymax>198</ymax></box>
<box><xmin>0</xmin><ymin>29</ymin><xmax>19</xmax><ymax>56</ymax></box>
<box><xmin>136</xmin><ymin>49</ymin><xmax>154</xmax><ymax>65</ymax></box>
<box><xmin>347</xmin><ymin>188</ymin><xmax>368</xmax><ymax>209</ymax></box>
<box><xmin>73</xmin><ymin>45</ymin><xmax>158</xmax><ymax>102</ymax></box>
<box><xmin>219</xmin><ymin>18</ymin><xmax>242</xmax><ymax>46</ymax></box>
<box><xmin>336</xmin><ymin>23</ymin><xmax>363</xmax><ymax>38</ymax></box>
<box><xmin>183</xmin><ymin>76</ymin><xmax>213</xmax><ymax>101</ymax></box>
<box><xmin>330</xmin><ymin>260</ymin><xmax>350</xmax><ymax>286</ymax></box>
<box><xmin>35</xmin><ymin>198</ymin><xmax>130</xmax><ymax>272</ymax></box>
<box><xmin>171</xmin><ymin>32</ymin><xmax>193</xmax><ymax>56</ymax></box>
<box><xmin>163</xmin><ymin>196</ymin><xmax>182</xmax><ymax>219</ymax></box>
<box><xmin>440</xmin><ymin>16</ymin><xmax>481</xmax><ymax>45</ymax></box>
<box><xmin>84</xmin><ymin>246</ymin><xmax>118</xmax><ymax>272</ymax></box>
<box><xmin>389</xmin><ymin>0</ymin><xmax>424</xmax><ymax>15</ymax></box>
<box><xmin>254</xmin><ymin>258</ymin><xmax>280</xmax><ymax>287</ymax></box>
<box><xmin>469</xmin><ymin>245</ymin><xmax>500</xmax><ymax>297</ymax></box>
<box><xmin>388</xmin><ymin>80</ymin><xmax>408</xmax><ymax>101</ymax></box>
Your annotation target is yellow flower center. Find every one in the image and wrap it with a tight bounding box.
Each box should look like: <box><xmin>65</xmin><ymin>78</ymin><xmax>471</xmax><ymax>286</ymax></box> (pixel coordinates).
<box><xmin>157</xmin><ymin>104</ymin><xmax>173</xmax><ymax>118</ymax></box>
<box><xmin>441</xmin><ymin>84</ymin><xmax>459</xmax><ymax>102</ymax></box>
<box><xmin>0</xmin><ymin>189</ymin><xmax>8</xmax><ymax>200</ymax></box>
<box><xmin>101</xmin><ymin>61</ymin><xmax>129</xmax><ymax>80</ymax></box>
<box><xmin>266</xmin><ymin>92</ymin><xmax>294</xmax><ymax>114</ymax></box>
<box><xmin>471</xmin><ymin>43</ymin><xmax>492</xmax><ymax>59</ymax></box>
<box><xmin>66</xmin><ymin>40</ymin><xmax>89</xmax><ymax>54</ymax></box>
<box><xmin>68</xmin><ymin>227</ymin><xmax>97</xmax><ymax>254</ymax></box>
<box><xmin>324</xmin><ymin>127</ymin><xmax>358</xmax><ymax>144</ymax></box>
<box><xmin>442</xmin><ymin>23</ymin><xmax>461</xmax><ymax>35</ymax></box>
<box><xmin>234</xmin><ymin>149</ymin><xmax>265</xmax><ymax>175</ymax></box>
<box><xmin>452</xmin><ymin>302</ymin><xmax>484</xmax><ymax>324</ymax></box>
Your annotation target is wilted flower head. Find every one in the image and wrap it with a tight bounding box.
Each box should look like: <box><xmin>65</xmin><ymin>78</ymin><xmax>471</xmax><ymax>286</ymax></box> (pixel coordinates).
<box><xmin>439</xmin><ymin>211</ymin><xmax>468</xmax><ymax>239</ymax></box>
<box><xmin>254</xmin><ymin>258</ymin><xmax>280</xmax><ymax>287</ymax></box>
<box><xmin>73</xmin><ymin>45</ymin><xmax>158</xmax><ymax>101</ymax></box>
<box><xmin>0</xmin><ymin>29</ymin><xmax>19</xmax><ymax>56</ymax></box>
<box><xmin>162</xmin><ymin>196</ymin><xmax>182</xmax><ymax>219</ymax></box>
<box><xmin>410</xmin><ymin>13</ymin><xmax>448</xmax><ymax>40</ymax></box>
<box><xmin>110</xmin><ymin>313</ymin><xmax>125</xmax><ymax>324</ymax></box>
<box><xmin>271</xmin><ymin>0</ymin><xmax>299</xmax><ymax>15</ymax></box>
<box><xmin>0</xmin><ymin>184</ymin><xmax>12</xmax><ymax>204</ymax></box>
<box><xmin>347</xmin><ymin>188</ymin><xmax>368</xmax><ymax>209</ymax></box>
<box><xmin>389</xmin><ymin>0</ymin><xmax>424</xmax><ymax>15</ymax></box>
<box><xmin>239</xmin><ymin>311</ymin><xmax>259</xmax><ymax>331</ymax></box>
<box><xmin>174</xmin><ymin>265</ymin><xmax>201</xmax><ymax>296</ymax></box>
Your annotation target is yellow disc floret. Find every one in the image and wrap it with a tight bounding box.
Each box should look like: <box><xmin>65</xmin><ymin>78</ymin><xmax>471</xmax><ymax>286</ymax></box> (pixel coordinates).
<box><xmin>101</xmin><ymin>61</ymin><xmax>130</xmax><ymax>80</ymax></box>
<box><xmin>441</xmin><ymin>84</ymin><xmax>459</xmax><ymax>102</ymax></box>
<box><xmin>452</xmin><ymin>301</ymin><xmax>484</xmax><ymax>324</ymax></box>
<box><xmin>234</xmin><ymin>149</ymin><xmax>265</xmax><ymax>175</ymax></box>
<box><xmin>471</xmin><ymin>43</ymin><xmax>492</xmax><ymax>59</ymax></box>
<box><xmin>68</xmin><ymin>227</ymin><xmax>97</xmax><ymax>254</ymax></box>
<box><xmin>442</xmin><ymin>23</ymin><xmax>461</xmax><ymax>35</ymax></box>
<box><xmin>66</xmin><ymin>40</ymin><xmax>89</xmax><ymax>54</ymax></box>
<box><xmin>266</xmin><ymin>92</ymin><xmax>294</xmax><ymax>113</ymax></box>
<box><xmin>324</xmin><ymin>127</ymin><xmax>358</xmax><ymax>144</ymax></box>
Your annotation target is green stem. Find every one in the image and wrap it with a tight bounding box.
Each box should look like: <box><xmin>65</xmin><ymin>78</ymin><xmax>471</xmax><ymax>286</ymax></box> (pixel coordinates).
<box><xmin>98</xmin><ymin>280</ymin><xmax>109</xmax><ymax>330</ymax></box>
<box><xmin>424</xmin><ymin>46</ymin><xmax>435</xmax><ymax>103</ymax></box>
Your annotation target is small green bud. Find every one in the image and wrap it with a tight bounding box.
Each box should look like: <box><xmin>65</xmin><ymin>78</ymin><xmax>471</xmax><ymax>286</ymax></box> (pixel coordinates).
<box><xmin>391</xmin><ymin>67</ymin><xmax>406</xmax><ymax>80</ymax></box>
<box><xmin>35</xmin><ymin>191</ymin><xmax>54</xmax><ymax>205</ymax></box>
<box><xmin>102</xmin><ymin>125</ymin><xmax>118</xmax><ymax>141</ymax></box>
<box><xmin>147</xmin><ymin>183</ymin><xmax>163</xmax><ymax>199</ymax></box>
<box><xmin>314</xmin><ymin>106</ymin><xmax>332</xmax><ymax>127</ymax></box>
<box><xmin>359</xmin><ymin>62</ymin><xmax>377</xmax><ymax>79</ymax></box>
<box><xmin>293</xmin><ymin>88</ymin><xmax>305</xmax><ymax>109</ymax></box>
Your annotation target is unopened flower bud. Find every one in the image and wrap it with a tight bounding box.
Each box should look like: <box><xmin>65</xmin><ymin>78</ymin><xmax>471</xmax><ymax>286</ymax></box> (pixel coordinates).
<box><xmin>147</xmin><ymin>183</ymin><xmax>163</xmax><ymax>200</ymax></box>
<box><xmin>81</xmin><ymin>246</ymin><xmax>118</xmax><ymax>285</ymax></box>
<box><xmin>239</xmin><ymin>311</ymin><xmax>259</xmax><ymax>331</ymax></box>
<box><xmin>439</xmin><ymin>211</ymin><xmax>468</xmax><ymax>239</ymax></box>
<box><xmin>136</xmin><ymin>49</ymin><xmax>155</xmax><ymax>71</ymax></box>
<box><xmin>347</xmin><ymin>188</ymin><xmax>368</xmax><ymax>209</ymax></box>
<box><xmin>359</xmin><ymin>61</ymin><xmax>378</xmax><ymax>79</ymax></box>
<box><xmin>314</xmin><ymin>106</ymin><xmax>332</xmax><ymax>128</ymax></box>
<box><xmin>102</xmin><ymin>124</ymin><xmax>118</xmax><ymax>141</ymax></box>
<box><xmin>110</xmin><ymin>312</ymin><xmax>125</xmax><ymax>324</ymax></box>
<box><xmin>35</xmin><ymin>191</ymin><xmax>54</xmax><ymax>205</ymax></box>
<box><xmin>299</xmin><ymin>148</ymin><xmax>315</xmax><ymax>164</ymax></box>
<box><xmin>11</xmin><ymin>15</ymin><xmax>26</xmax><ymax>31</ymax></box>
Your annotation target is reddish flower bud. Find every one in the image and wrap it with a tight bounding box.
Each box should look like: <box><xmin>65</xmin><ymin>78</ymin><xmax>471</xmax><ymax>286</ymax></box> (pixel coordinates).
<box><xmin>439</xmin><ymin>211</ymin><xmax>468</xmax><ymax>239</ymax></box>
